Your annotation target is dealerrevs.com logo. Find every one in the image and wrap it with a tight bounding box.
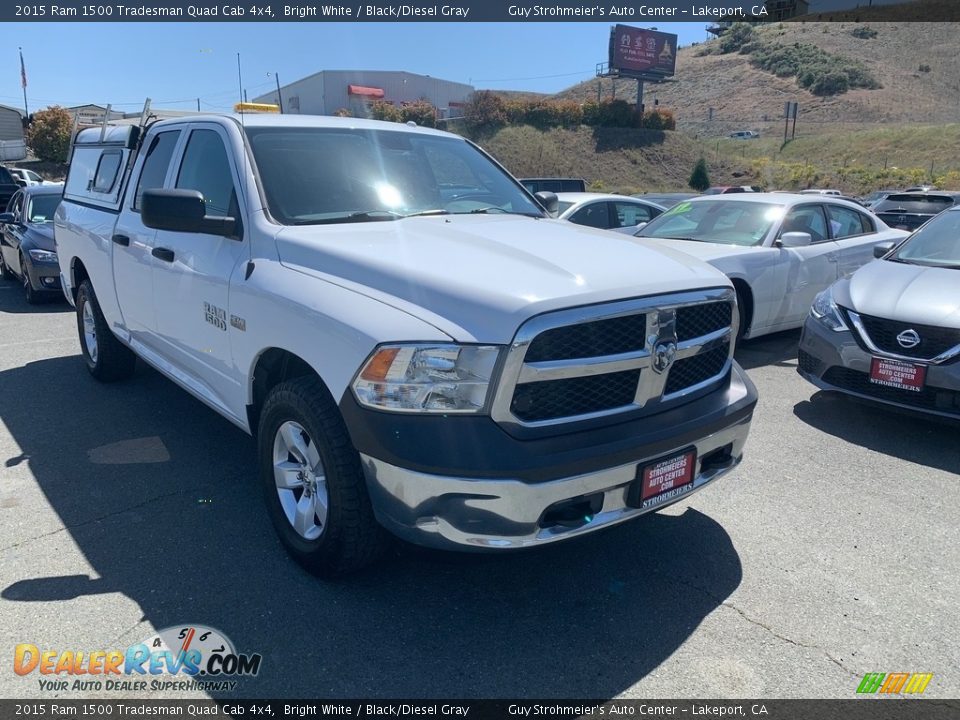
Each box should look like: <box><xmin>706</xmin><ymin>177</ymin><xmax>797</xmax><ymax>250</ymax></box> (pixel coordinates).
<box><xmin>14</xmin><ymin>625</ymin><xmax>262</xmax><ymax>693</ymax></box>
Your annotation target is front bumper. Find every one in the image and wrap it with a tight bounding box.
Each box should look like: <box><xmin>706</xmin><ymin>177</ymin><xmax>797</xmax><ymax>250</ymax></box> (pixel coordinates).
<box><xmin>798</xmin><ymin>315</ymin><xmax>960</xmax><ymax>419</ymax></box>
<box><xmin>25</xmin><ymin>259</ymin><xmax>61</xmax><ymax>293</ymax></box>
<box><xmin>351</xmin><ymin>363</ymin><xmax>756</xmax><ymax>550</ymax></box>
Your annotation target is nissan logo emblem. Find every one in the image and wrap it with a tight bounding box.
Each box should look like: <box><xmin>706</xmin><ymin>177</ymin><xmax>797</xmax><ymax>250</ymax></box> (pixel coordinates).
<box><xmin>896</xmin><ymin>329</ymin><xmax>921</xmax><ymax>349</ymax></box>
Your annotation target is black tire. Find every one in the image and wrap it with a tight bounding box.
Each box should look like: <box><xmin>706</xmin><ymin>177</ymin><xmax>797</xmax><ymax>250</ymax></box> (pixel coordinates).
<box><xmin>76</xmin><ymin>280</ymin><xmax>137</xmax><ymax>382</ymax></box>
<box><xmin>258</xmin><ymin>375</ymin><xmax>388</xmax><ymax>577</ymax></box>
<box><xmin>734</xmin><ymin>287</ymin><xmax>749</xmax><ymax>344</ymax></box>
<box><xmin>0</xmin><ymin>251</ymin><xmax>12</xmax><ymax>280</ymax></box>
<box><xmin>21</xmin><ymin>256</ymin><xmax>40</xmax><ymax>305</ymax></box>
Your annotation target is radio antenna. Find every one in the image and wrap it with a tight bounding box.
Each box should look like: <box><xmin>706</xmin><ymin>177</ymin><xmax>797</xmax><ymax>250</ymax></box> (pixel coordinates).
<box><xmin>237</xmin><ymin>52</ymin><xmax>255</xmax><ymax>278</ymax></box>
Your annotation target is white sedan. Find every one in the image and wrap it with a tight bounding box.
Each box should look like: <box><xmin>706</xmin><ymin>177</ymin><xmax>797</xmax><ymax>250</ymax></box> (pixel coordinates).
<box><xmin>631</xmin><ymin>194</ymin><xmax>909</xmax><ymax>339</ymax></box>
<box><xmin>556</xmin><ymin>192</ymin><xmax>666</xmax><ymax>235</ymax></box>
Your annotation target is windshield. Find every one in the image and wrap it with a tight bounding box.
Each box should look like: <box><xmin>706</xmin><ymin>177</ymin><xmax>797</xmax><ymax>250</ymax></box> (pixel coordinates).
<box><xmin>874</xmin><ymin>194</ymin><xmax>955</xmax><ymax>214</ymax></box>
<box><xmin>634</xmin><ymin>200</ymin><xmax>783</xmax><ymax>247</ymax></box>
<box><xmin>244</xmin><ymin>127</ymin><xmax>542</xmax><ymax>225</ymax></box>
<box><xmin>27</xmin><ymin>194</ymin><xmax>61</xmax><ymax>223</ymax></box>
<box><xmin>890</xmin><ymin>210</ymin><xmax>960</xmax><ymax>269</ymax></box>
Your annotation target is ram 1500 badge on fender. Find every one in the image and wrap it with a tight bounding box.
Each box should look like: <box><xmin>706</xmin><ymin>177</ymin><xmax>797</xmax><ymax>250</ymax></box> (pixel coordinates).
<box><xmin>55</xmin><ymin>115</ymin><xmax>757</xmax><ymax>576</ymax></box>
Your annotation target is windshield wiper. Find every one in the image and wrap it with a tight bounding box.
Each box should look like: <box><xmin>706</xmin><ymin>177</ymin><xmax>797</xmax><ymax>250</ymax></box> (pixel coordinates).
<box><xmin>404</xmin><ymin>209</ymin><xmax>450</xmax><ymax>218</ymax></box>
<box><xmin>461</xmin><ymin>207</ymin><xmax>541</xmax><ymax>217</ymax></box>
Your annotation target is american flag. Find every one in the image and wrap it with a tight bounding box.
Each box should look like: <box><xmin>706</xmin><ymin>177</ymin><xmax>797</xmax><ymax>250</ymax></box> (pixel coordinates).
<box><xmin>19</xmin><ymin>48</ymin><xmax>26</xmax><ymax>88</ymax></box>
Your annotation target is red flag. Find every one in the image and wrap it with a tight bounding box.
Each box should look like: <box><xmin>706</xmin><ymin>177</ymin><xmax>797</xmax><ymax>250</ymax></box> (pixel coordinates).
<box><xmin>19</xmin><ymin>48</ymin><xmax>26</xmax><ymax>89</ymax></box>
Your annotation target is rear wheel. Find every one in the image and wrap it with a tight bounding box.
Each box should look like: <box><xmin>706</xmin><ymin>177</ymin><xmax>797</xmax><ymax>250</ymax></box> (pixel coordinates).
<box><xmin>76</xmin><ymin>280</ymin><xmax>136</xmax><ymax>381</ymax></box>
<box><xmin>258</xmin><ymin>375</ymin><xmax>388</xmax><ymax>577</ymax></box>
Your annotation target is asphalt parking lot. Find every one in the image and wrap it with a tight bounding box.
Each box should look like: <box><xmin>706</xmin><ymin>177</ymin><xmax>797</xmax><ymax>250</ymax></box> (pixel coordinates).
<box><xmin>0</xmin><ymin>281</ymin><xmax>957</xmax><ymax>700</ymax></box>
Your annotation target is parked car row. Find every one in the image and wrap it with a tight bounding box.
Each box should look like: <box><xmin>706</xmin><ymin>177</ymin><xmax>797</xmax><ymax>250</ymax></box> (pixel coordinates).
<box><xmin>2</xmin><ymin>115</ymin><xmax>956</xmax><ymax>577</ymax></box>
<box><xmin>0</xmin><ymin>184</ymin><xmax>64</xmax><ymax>303</ymax></box>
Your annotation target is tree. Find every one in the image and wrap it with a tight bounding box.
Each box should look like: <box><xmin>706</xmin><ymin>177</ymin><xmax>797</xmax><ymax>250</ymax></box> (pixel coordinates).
<box><xmin>462</xmin><ymin>90</ymin><xmax>507</xmax><ymax>134</ymax></box>
<box><xmin>25</xmin><ymin>106</ymin><xmax>73</xmax><ymax>163</ymax></box>
<box><xmin>689</xmin><ymin>158</ymin><xmax>711</xmax><ymax>192</ymax></box>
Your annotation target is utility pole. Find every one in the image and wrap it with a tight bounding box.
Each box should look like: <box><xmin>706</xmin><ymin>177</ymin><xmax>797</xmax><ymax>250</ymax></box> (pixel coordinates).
<box><xmin>274</xmin><ymin>72</ymin><xmax>284</xmax><ymax>113</ymax></box>
<box><xmin>197</xmin><ymin>98</ymin><xmax>201</xmax><ymax>112</ymax></box>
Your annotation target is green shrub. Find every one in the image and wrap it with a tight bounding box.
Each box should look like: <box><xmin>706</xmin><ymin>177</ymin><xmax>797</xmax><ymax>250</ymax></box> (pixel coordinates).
<box><xmin>688</xmin><ymin>158</ymin><xmax>711</xmax><ymax>192</ymax></box>
<box><xmin>368</xmin><ymin>100</ymin><xmax>402</xmax><ymax>122</ymax></box>
<box><xmin>399</xmin><ymin>100</ymin><xmax>437</xmax><ymax>128</ymax></box>
<box><xmin>718</xmin><ymin>23</ymin><xmax>757</xmax><ymax>54</ymax></box>
<box><xmin>809</xmin><ymin>72</ymin><xmax>850</xmax><ymax>96</ymax></box>
<box><xmin>850</xmin><ymin>26</ymin><xmax>877</xmax><ymax>39</ymax></box>
<box><xmin>918</xmin><ymin>64</ymin><xmax>931</xmax><ymax>73</ymax></box>
<box><xmin>463</xmin><ymin>90</ymin><xmax>508</xmax><ymax>134</ymax></box>
<box><xmin>749</xmin><ymin>42</ymin><xmax>879</xmax><ymax>96</ymax></box>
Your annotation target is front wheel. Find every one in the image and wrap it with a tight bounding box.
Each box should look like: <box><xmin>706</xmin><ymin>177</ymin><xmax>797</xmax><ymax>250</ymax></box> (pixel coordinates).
<box><xmin>0</xmin><ymin>252</ymin><xmax>12</xmax><ymax>280</ymax></box>
<box><xmin>21</xmin><ymin>256</ymin><xmax>39</xmax><ymax>305</ymax></box>
<box><xmin>258</xmin><ymin>376</ymin><xmax>388</xmax><ymax>577</ymax></box>
<box><xmin>76</xmin><ymin>280</ymin><xmax>137</xmax><ymax>381</ymax></box>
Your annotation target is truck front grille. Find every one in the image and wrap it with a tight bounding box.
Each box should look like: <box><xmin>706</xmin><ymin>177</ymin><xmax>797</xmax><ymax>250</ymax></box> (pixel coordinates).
<box><xmin>664</xmin><ymin>342</ymin><xmax>731</xmax><ymax>395</ymax></box>
<box><xmin>525</xmin><ymin>313</ymin><xmax>647</xmax><ymax>362</ymax></box>
<box><xmin>511</xmin><ymin>369</ymin><xmax>641</xmax><ymax>423</ymax></box>
<box><xmin>491</xmin><ymin>289</ymin><xmax>737</xmax><ymax>428</ymax></box>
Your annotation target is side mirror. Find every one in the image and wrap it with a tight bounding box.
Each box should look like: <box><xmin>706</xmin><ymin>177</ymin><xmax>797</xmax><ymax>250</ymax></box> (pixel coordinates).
<box><xmin>534</xmin><ymin>191</ymin><xmax>559</xmax><ymax>216</ymax></box>
<box><xmin>873</xmin><ymin>241</ymin><xmax>895</xmax><ymax>259</ymax></box>
<box><xmin>0</xmin><ymin>212</ymin><xmax>15</xmax><ymax>224</ymax></box>
<box><xmin>633</xmin><ymin>222</ymin><xmax>648</xmax><ymax>235</ymax></box>
<box><xmin>779</xmin><ymin>231</ymin><xmax>812</xmax><ymax>248</ymax></box>
<box><xmin>141</xmin><ymin>189</ymin><xmax>238</xmax><ymax>238</ymax></box>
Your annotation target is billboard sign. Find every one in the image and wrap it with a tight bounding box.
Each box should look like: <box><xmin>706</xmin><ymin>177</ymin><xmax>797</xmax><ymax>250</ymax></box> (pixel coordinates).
<box><xmin>609</xmin><ymin>25</ymin><xmax>678</xmax><ymax>78</ymax></box>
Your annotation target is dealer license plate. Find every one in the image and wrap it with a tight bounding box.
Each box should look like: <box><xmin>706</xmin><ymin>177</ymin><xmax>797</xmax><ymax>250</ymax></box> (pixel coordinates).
<box><xmin>869</xmin><ymin>357</ymin><xmax>926</xmax><ymax>393</ymax></box>
<box><xmin>629</xmin><ymin>449</ymin><xmax>697</xmax><ymax>509</ymax></box>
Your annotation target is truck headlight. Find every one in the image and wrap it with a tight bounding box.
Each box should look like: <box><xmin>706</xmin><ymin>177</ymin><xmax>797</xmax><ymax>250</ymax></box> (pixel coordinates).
<box><xmin>352</xmin><ymin>344</ymin><xmax>501</xmax><ymax>413</ymax></box>
<box><xmin>810</xmin><ymin>287</ymin><xmax>848</xmax><ymax>332</ymax></box>
<box><xmin>28</xmin><ymin>249</ymin><xmax>58</xmax><ymax>264</ymax></box>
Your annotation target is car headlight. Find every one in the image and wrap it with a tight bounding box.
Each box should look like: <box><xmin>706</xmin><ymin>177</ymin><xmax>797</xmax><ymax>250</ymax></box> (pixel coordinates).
<box><xmin>810</xmin><ymin>287</ymin><xmax>848</xmax><ymax>332</ymax></box>
<box><xmin>352</xmin><ymin>344</ymin><xmax>501</xmax><ymax>413</ymax></box>
<box><xmin>28</xmin><ymin>249</ymin><xmax>58</xmax><ymax>264</ymax></box>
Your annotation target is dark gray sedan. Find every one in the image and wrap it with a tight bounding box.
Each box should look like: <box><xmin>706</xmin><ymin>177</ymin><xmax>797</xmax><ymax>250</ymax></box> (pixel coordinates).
<box><xmin>0</xmin><ymin>184</ymin><xmax>64</xmax><ymax>303</ymax></box>
<box><xmin>798</xmin><ymin>206</ymin><xmax>960</xmax><ymax>419</ymax></box>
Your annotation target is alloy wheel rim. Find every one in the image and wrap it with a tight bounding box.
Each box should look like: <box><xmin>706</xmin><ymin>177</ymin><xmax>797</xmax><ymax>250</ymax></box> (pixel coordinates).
<box><xmin>82</xmin><ymin>301</ymin><xmax>98</xmax><ymax>363</ymax></box>
<box><xmin>272</xmin><ymin>420</ymin><xmax>328</xmax><ymax>541</ymax></box>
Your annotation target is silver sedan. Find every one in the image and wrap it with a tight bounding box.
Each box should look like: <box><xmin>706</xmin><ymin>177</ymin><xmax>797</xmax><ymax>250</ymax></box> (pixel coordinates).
<box><xmin>798</xmin><ymin>206</ymin><xmax>960</xmax><ymax>420</ymax></box>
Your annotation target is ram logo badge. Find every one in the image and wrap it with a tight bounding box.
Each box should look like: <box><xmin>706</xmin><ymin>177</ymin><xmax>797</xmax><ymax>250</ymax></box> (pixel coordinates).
<box><xmin>204</xmin><ymin>302</ymin><xmax>227</xmax><ymax>331</ymax></box>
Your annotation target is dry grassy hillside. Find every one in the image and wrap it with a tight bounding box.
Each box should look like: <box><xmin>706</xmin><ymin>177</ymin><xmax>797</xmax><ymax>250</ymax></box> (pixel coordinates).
<box><xmin>480</xmin><ymin>125</ymin><xmax>752</xmax><ymax>192</ymax></box>
<box><xmin>556</xmin><ymin>22</ymin><xmax>959</xmax><ymax>135</ymax></box>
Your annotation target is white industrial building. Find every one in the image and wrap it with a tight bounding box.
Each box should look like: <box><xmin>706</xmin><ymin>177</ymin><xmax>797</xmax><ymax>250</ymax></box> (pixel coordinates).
<box><xmin>253</xmin><ymin>70</ymin><xmax>474</xmax><ymax>118</ymax></box>
<box><xmin>0</xmin><ymin>104</ymin><xmax>26</xmax><ymax>162</ymax></box>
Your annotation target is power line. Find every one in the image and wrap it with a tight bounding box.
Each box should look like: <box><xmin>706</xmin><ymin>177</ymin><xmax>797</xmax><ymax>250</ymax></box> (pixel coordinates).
<box><xmin>474</xmin><ymin>70</ymin><xmax>593</xmax><ymax>83</ymax></box>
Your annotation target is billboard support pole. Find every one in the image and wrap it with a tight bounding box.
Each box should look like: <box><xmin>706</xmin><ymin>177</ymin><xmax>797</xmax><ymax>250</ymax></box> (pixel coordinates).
<box><xmin>791</xmin><ymin>104</ymin><xmax>798</xmax><ymax>138</ymax></box>
<box><xmin>637</xmin><ymin>78</ymin><xmax>644</xmax><ymax>126</ymax></box>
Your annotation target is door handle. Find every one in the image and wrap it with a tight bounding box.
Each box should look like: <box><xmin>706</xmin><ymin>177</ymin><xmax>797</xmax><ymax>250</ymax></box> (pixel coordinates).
<box><xmin>152</xmin><ymin>247</ymin><xmax>175</xmax><ymax>263</ymax></box>
<box><xmin>111</xmin><ymin>233</ymin><xmax>130</xmax><ymax>247</ymax></box>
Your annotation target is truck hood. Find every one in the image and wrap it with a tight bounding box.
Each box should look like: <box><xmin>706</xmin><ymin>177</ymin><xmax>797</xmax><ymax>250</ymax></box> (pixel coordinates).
<box><xmin>274</xmin><ymin>215</ymin><xmax>731</xmax><ymax>343</ymax></box>
<box><xmin>837</xmin><ymin>259</ymin><xmax>960</xmax><ymax>327</ymax></box>
<box><xmin>633</xmin><ymin>236</ymin><xmax>771</xmax><ymax>264</ymax></box>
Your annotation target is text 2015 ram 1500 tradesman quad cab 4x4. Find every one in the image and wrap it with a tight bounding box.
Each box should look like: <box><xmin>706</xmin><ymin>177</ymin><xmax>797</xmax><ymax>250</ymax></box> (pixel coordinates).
<box><xmin>56</xmin><ymin>115</ymin><xmax>757</xmax><ymax>576</ymax></box>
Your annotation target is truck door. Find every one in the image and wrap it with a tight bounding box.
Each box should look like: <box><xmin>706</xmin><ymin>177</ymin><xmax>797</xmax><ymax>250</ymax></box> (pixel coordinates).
<box><xmin>149</xmin><ymin>124</ymin><xmax>247</xmax><ymax>420</ymax></box>
<box><xmin>113</xmin><ymin>129</ymin><xmax>182</xmax><ymax>343</ymax></box>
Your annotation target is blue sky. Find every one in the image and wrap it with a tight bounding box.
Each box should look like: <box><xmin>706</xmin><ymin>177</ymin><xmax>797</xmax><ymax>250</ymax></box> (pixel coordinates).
<box><xmin>4</xmin><ymin>3</ymin><xmax>907</xmax><ymax>114</ymax></box>
<box><xmin>4</xmin><ymin>22</ymin><xmax>714</xmax><ymax>113</ymax></box>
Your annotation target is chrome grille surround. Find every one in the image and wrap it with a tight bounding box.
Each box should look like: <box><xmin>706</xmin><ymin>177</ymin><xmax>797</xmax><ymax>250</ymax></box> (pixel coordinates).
<box><xmin>491</xmin><ymin>288</ymin><xmax>737</xmax><ymax>428</ymax></box>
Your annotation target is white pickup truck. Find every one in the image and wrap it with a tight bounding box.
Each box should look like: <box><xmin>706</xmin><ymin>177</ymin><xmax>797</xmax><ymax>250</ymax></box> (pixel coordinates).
<box><xmin>56</xmin><ymin>114</ymin><xmax>757</xmax><ymax>576</ymax></box>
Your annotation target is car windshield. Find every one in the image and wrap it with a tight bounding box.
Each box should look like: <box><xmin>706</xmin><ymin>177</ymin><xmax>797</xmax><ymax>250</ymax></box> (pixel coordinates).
<box><xmin>27</xmin><ymin>194</ymin><xmax>61</xmax><ymax>223</ymax></box>
<box><xmin>634</xmin><ymin>199</ymin><xmax>783</xmax><ymax>247</ymax></box>
<box><xmin>874</xmin><ymin>194</ymin><xmax>955</xmax><ymax>214</ymax></box>
<box><xmin>890</xmin><ymin>210</ymin><xmax>960</xmax><ymax>269</ymax></box>
<box><xmin>244</xmin><ymin>126</ymin><xmax>542</xmax><ymax>225</ymax></box>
